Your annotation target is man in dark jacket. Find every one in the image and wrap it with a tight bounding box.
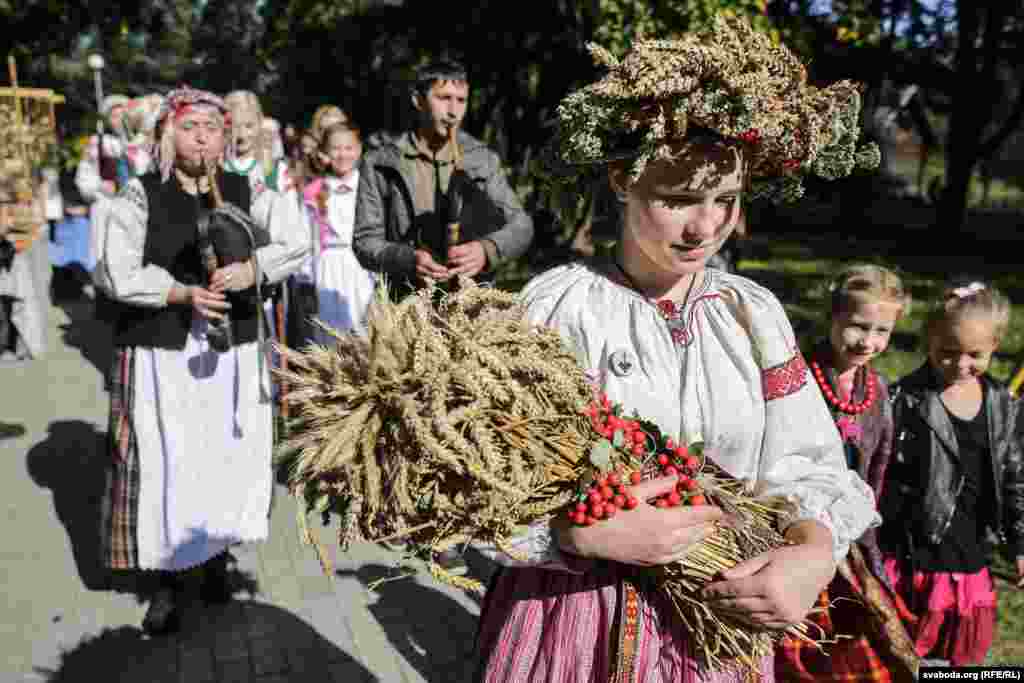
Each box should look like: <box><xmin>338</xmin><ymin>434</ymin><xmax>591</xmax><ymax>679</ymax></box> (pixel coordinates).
<box><xmin>353</xmin><ymin>59</ymin><xmax>533</xmax><ymax>296</ymax></box>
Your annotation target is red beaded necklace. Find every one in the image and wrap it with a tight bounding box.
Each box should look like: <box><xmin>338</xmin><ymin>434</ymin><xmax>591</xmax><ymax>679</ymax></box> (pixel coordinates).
<box><xmin>810</xmin><ymin>360</ymin><xmax>876</xmax><ymax>414</ymax></box>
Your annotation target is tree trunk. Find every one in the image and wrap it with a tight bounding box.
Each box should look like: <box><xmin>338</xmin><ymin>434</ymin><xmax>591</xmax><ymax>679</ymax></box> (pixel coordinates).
<box><xmin>938</xmin><ymin>147</ymin><xmax>974</xmax><ymax>234</ymax></box>
<box><xmin>936</xmin><ymin>1</ymin><xmax>982</xmax><ymax>233</ymax></box>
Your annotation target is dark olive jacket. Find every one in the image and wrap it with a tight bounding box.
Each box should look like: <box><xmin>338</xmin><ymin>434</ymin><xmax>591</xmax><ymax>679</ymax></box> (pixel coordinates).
<box><xmin>880</xmin><ymin>364</ymin><xmax>1024</xmax><ymax>561</ymax></box>
<box><xmin>352</xmin><ymin>130</ymin><xmax>533</xmax><ymax>291</ymax></box>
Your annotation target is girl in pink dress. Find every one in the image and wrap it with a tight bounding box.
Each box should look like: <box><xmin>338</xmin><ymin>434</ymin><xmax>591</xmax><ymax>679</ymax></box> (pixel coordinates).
<box><xmin>881</xmin><ymin>281</ymin><xmax>1024</xmax><ymax>666</ymax></box>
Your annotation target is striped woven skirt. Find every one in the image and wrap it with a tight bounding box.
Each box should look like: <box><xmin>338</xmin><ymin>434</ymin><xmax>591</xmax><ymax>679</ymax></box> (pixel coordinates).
<box><xmin>100</xmin><ymin>346</ymin><xmax>140</xmax><ymax>570</ymax></box>
<box><xmin>476</xmin><ymin>564</ymin><xmax>771</xmax><ymax>683</ymax></box>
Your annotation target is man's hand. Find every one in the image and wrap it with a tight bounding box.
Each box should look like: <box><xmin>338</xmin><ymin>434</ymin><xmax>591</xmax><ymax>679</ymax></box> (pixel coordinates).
<box><xmin>210</xmin><ymin>260</ymin><xmax>256</xmax><ymax>293</ymax></box>
<box><xmin>415</xmin><ymin>248</ymin><xmax>450</xmax><ymax>282</ymax></box>
<box><xmin>1016</xmin><ymin>556</ymin><xmax>1024</xmax><ymax>589</ymax></box>
<box><xmin>447</xmin><ymin>240</ymin><xmax>487</xmax><ymax>278</ymax></box>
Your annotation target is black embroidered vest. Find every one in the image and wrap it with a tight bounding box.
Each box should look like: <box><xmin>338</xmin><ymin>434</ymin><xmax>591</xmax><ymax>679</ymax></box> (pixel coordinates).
<box><xmin>113</xmin><ymin>172</ymin><xmax>259</xmax><ymax>350</ymax></box>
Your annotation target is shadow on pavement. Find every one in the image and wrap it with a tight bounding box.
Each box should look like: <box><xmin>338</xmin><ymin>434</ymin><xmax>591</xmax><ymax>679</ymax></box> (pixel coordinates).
<box><xmin>25</xmin><ymin>419</ymin><xmax>113</xmax><ymax>591</ymax></box>
<box><xmin>55</xmin><ymin>297</ymin><xmax>113</xmax><ymax>384</ymax></box>
<box><xmin>338</xmin><ymin>562</ymin><xmax>482</xmax><ymax>683</ymax></box>
<box><xmin>35</xmin><ymin>600</ymin><xmax>378</xmax><ymax>683</ymax></box>
<box><xmin>24</xmin><ymin>420</ymin><xmax>261</xmax><ymax>604</ymax></box>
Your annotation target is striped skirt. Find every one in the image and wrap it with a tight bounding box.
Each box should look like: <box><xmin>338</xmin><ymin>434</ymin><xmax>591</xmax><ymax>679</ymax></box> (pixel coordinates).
<box><xmin>100</xmin><ymin>347</ymin><xmax>140</xmax><ymax>570</ymax></box>
<box><xmin>476</xmin><ymin>563</ymin><xmax>770</xmax><ymax>683</ymax></box>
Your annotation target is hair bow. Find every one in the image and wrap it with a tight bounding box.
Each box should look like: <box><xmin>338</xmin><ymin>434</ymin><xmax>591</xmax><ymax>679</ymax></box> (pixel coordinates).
<box><xmin>951</xmin><ymin>282</ymin><xmax>985</xmax><ymax>299</ymax></box>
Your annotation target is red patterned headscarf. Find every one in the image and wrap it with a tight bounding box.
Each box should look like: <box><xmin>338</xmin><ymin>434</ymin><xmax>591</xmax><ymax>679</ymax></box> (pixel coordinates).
<box><xmin>154</xmin><ymin>86</ymin><xmax>232</xmax><ymax>181</ymax></box>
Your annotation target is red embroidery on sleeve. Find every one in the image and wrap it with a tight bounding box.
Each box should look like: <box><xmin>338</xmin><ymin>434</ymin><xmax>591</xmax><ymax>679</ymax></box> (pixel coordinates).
<box><xmin>762</xmin><ymin>350</ymin><xmax>808</xmax><ymax>401</ymax></box>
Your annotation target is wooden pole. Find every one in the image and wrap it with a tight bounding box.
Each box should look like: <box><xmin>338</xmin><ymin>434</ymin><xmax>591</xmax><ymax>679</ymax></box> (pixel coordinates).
<box><xmin>276</xmin><ymin>295</ymin><xmax>289</xmax><ymax>419</ymax></box>
<box><xmin>7</xmin><ymin>55</ymin><xmax>33</xmax><ymax>203</ymax></box>
<box><xmin>7</xmin><ymin>56</ymin><xmax>22</xmax><ymax>125</ymax></box>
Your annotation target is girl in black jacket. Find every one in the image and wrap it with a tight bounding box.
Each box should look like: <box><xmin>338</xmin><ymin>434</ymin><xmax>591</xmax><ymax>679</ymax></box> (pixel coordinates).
<box><xmin>881</xmin><ymin>280</ymin><xmax>1024</xmax><ymax>666</ymax></box>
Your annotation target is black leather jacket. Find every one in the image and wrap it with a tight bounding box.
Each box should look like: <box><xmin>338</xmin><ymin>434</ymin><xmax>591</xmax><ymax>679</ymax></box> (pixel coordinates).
<box><xmin>880</xmin><ymin>364</ymin><xmax>1024</xmax><ymax>560</ymax></box>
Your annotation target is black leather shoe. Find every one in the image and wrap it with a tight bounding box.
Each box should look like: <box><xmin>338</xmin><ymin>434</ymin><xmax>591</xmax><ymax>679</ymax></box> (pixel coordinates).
<box><xmin>141</xmin><ymin>587</ymin><xmax>180</xmax><ymax>636</ymax></box>
<box><xmin>200</xmin><ymin>553</ymin><xmax>233</xmax><ymax>604</ymax></box>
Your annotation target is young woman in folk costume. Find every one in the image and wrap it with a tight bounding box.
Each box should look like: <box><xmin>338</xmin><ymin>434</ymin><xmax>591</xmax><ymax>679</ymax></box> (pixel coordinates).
<box><xmin>223</xmin><ymin>90</ymin><xmax>297</xmax><ymax>386</ymax></box>
<box><xmin>775</xmin><ymin>265</ymin><xmax>919</xmax><ymax>680</ymax></box>
<box><xmin>75</xmin><ymin>94</ymin><xmax>132</xmax><ymax>203</ymax></box>
<box><xmin>121</xmin><ymin>94</ymin><xmax>165</xmax><ymax>178</ymax></box>
<box><xmin>881</xmin><ymin>281</ymin><xmax>1024</xmax><ymax>667</ymax></box>
<box><xmin>223</xmin><ymin>91</ymin><xmax>293</xmax><ymax>197</ymax></box>
<box><xmin>472</xmin><ymin>16</ymin><xmax>882</xmax><ymax>682</ymax></box>
<box><xmin>301</xmin><ymin>123</ymin><xmax>375</xmax><ymax>339</ymax></box>
<box><xmin>94</xmin><ymin>86</ymin><xmax>307</xmax><ymax>635</ymax></box>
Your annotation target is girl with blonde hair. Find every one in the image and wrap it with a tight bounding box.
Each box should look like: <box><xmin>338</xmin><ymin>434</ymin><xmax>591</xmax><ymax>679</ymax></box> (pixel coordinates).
<box><xmin>881</xmin><ymin>280</ymin><xmax>1022</xmax><ymax>667</ymax></box>
<box><xmin>776</xmin><ymin>263</ymin><xmax>918</xmax><ymax>680</ymax></box>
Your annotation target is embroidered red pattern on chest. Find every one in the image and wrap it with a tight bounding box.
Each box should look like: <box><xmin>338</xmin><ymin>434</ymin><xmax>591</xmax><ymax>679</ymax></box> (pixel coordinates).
<box><xmin>657</xmin><ymin>294</ymin><xmax>721</xmax><ymax>348</ymax></box>
<box><xmin>762</xmin><ymin>349</ymin><xmax>809</xmax><ymax>401</ymax></box>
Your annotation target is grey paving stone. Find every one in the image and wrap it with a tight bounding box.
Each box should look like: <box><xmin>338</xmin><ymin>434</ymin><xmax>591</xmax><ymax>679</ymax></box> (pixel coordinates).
<box><xmin>326</xmin><ymin>653</ymin><xmax>380</xmax><ymax>683</ymax></box>
<box><xmin>215</xmin><ymin>657</ymin><xmax>253</xmax><ymax>683</ymax></box>
<box><xmin>177</xmin><ymin>646</ymin><xmax>217</xmax><ymax>683</ymax></box>
<box><xmin>249</xmin><ymin>635</ymin><xmax>289</xmax><ymax>676</ymax></box>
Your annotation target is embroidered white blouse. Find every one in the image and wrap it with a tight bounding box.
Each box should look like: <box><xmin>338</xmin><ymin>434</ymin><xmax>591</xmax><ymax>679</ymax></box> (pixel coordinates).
<box><xmin>481</xmin><ymin>261</ymin><xmax>879</xmax><ymax>569</ymax></box>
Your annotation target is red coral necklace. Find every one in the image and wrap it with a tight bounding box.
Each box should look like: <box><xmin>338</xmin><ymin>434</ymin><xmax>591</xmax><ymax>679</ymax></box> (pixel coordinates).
<box><xmin>810</xmin><ymin>360</ymin><xmax>876</xmax><ymax>415</ymax></box>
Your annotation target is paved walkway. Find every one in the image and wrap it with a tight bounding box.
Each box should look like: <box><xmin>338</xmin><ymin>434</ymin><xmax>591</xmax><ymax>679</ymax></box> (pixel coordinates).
<box><xmin>1</xmin><ymin>297</ymin><xmax>487</xmax><ymax>683</ymax></box>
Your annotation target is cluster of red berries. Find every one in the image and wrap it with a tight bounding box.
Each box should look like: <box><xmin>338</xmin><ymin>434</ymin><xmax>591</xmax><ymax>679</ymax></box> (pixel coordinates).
<box><xmin>573</xmin><ymin>396</ymin><xmax>709</xmax><ymax>526</ymax></box>
<box><xmin>586</xmin><ymin>396</ymin><xmax>649</xmax><ymax>456</ymax></box>
<box><xmin>737</xmin><ymin>128</ymin><xmax>762</xmax><ymax>144</ymax></box>
<box><xmin>567</xmin><ymin>445</ymin><xmax>710</xmax><ymax>526</ymax></box>
<box><xmin>567</xmin><ymin>469</ymin><xmax>641</xmax><ymax>526</ymax></box>
<box><xmin>650</xmin><ymin>440</ymin><xmax>706</xmax><ymax>509</ymax></box>
<box><xmin>782</xmin><ymin>158</ymin><xmax>801</xmax><ymax>171</ymax></box>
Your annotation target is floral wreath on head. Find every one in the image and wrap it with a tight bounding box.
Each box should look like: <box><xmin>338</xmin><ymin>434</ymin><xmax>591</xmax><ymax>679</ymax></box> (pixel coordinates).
<box><xmin>153</xmin><ymin>86</ymin><xmax>233</xmax><ymax>182</ymax></box>
<box><xmin>540</xmin><ymin>13</ymin><xmax>881</xmax><ymax>206</ymax></box>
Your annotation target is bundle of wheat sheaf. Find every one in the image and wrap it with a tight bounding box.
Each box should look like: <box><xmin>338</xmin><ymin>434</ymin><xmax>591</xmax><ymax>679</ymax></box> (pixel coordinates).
<box><xmin>274</xmin><ymin>280</ymin><xmax>818</xmax><ymax>673</ymax></box>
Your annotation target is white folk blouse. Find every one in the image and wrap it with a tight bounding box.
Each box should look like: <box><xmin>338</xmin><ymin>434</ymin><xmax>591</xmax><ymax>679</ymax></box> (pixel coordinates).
<box><xmin>482</xmin><ymin>260</ymin><xmax>879</xmax><ymax>569</ymax></box>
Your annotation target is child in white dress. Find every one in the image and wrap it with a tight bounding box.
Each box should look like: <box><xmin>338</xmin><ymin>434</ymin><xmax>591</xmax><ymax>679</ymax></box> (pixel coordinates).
<box><xmin>302</xmin><ymin>124</ymin><xmax>375</xmax><ymax>338</ymax></box>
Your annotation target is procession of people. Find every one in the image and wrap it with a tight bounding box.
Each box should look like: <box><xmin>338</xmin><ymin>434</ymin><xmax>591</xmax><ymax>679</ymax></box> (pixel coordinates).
<box><xmin>2</xmin><ymin>11</ymin><xmax>1023</xmax><ymax>682</ymax></box>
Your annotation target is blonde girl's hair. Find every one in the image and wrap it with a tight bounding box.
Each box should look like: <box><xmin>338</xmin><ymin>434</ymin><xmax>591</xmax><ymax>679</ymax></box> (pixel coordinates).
<box><xmin>310</xmin><ymin>105</ymin><xmax>349</xmax><ymax>145</ymax></box>
<box><xmin>313</xmin><ymin>123</ymin><xmax>362</xmax><ymax>176</ymax></box>
<box><xmin>830</xmin><ymin>264</ymin><xmax>911</xmax><ymax>318</ymax></box>
<box><xmin>224</xmin><ymin>90</ymin><xmax>270</xmax><ymax>175</ymax></box>
<box><xmin>925</xmin><ymin>280</ymin><xmax>1011</xmax><ymax>345</ymax></box>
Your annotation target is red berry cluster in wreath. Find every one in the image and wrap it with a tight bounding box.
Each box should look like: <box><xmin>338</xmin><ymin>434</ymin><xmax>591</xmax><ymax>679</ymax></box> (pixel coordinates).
<box><xmin>737</xmin><ymin>128</ymin><xmax>762</xmax><ymax>145</ymax></box>
<box><xmin>570</xmin><ymin>395</ymin><xmax>710</xmax><ymax>526</ymax></box>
